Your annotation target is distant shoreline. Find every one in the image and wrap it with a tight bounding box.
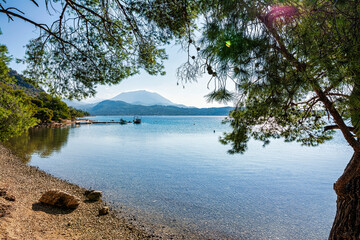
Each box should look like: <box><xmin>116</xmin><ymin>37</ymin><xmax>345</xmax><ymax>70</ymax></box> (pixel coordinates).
<box><xmin>33</xmin><ymin>119</ymin><xmax>76</xmax><ymax>128</ymax></box>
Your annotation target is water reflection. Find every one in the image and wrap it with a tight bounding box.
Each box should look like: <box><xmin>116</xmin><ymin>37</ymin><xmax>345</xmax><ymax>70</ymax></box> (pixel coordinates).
<box><xmin>4</xmin><ymin>126</ymin><xmax>71</xmax><ymax>163</ymax></box>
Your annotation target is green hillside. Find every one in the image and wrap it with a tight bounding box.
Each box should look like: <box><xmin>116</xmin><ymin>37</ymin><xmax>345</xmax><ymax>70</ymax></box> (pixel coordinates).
<box><xmin>7</xmin><ymin>70</ymin><xmax>43</xmax><ymax>96</ymax></box>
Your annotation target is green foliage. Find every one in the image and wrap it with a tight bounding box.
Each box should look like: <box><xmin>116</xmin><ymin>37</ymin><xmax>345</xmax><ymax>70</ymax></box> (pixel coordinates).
<box><xmin>0</xmin><ymin>44</ymin><xmax>12</xmax><ymax>83</ymax></box>
<box><xmin>68</xmin><ymin>107</ymin><xmax>90</xmax><ymax>119</ymax></box>
<box><xmin>37</xmin><ymin>92</ymin><xmax>70</xmax><ymax>121</ymax></box>
<box><xmin>30</xmin><ymin>97</ymin><xmax>43</xmax><ymax>108</ymax></box>
<box><xmin>170</xmin><ymin>0</ymin><xmax>360</xmax><ymax>153</ymax></box>
<box><xmin>0</xmin><ymin>82</ymin><xmax>39</xmax><ymax>141</ymax></box>
<box><xmin>349</xmin><ymin>85</ymin><xmax>360</xmax><ymax>137</ymax></box>
<box><xmin>34</xmin><ymin>108</ymin><xmax>53</xmax><ymax>123</ymax></box>
<box><xmin>129</xmin><ymin>0</ymin><xmax>200</xmax><ymax>40</ymax></box>
<box><xmin>8</xmin><ymin>70</ymin><xmax>43</xmax><ymax>97</ymax></box>
<box><xmin>0</xmin><ymin>41</ymin><xmax>88</xmax><ymax>138</ymax></box>
<box><xmin>205</xmin><ymin>88</ymin><xmax>234</xmax><ymax>104</ymax></box>
<box><xmin>17</xmin><ymin>0</ymin><xmax>189</xmax><ymax>99</ymax></box>
<box><xmin>0</xmin><ymin>0</ymin><xmax>202</xmax><ymax>100</ymax></box>
<box><xmin>0</xmin><ymin>44</ymin><xmax>39</xmax><ymax>141</ymax></box>
<box><xmin>36</xmin><ymin>92</ymin><xmax>88</xmax><ymax>121</ymax></box>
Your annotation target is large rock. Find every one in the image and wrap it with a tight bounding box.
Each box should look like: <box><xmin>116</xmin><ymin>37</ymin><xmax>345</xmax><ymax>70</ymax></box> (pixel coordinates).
<box><xmin>39</xmin><ymin>190</ymin><xmax>80</xmax><ymax>209</ymax></box>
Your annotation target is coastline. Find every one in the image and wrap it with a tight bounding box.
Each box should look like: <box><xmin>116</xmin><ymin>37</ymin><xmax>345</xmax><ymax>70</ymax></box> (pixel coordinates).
<box><xmin>33</xmin><ymin>119</ymin><xmax>77</xmax><ymax>128</ymax></box>
<box><xmin>0</xmin><ymin>143</ymin><xmax>156</xmax><ymax>240</ymax></box>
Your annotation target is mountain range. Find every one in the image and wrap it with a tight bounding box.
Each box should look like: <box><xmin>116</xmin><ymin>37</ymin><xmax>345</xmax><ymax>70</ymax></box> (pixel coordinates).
<box><xmin>66</xmin><ymin>90</ymin><xmax>233</xmax><ymax>116</ymax></box>
<box><xmin>112</xmin><ymin>90</ymin><xmax>175</xmax><ymax>106</ymax></box>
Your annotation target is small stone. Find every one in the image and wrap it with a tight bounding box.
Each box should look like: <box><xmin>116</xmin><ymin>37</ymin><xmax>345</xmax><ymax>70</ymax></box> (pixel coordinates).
<box><xmin>85</xmin><ymin>190</ymin><xmax>102</xmax><ymax>201</ymax></box>
<box><xmin>99</xmin><ymin>206</ymin><xmax>109</xmax><ymax>216</ymax></box>
<box><xmin>4</xmin><ymin>195</ymin><xmax>15</xmax><ymax>202</ymax></box>
<box><xmin>39</xmin><ymin>190</ymin><xmax>80</xmax><ymax>209</ymax></box>
<box><xmin>0</xmin><ymin>188</ymin><xmax>7</xmax><ymax>197</ymax></box>
<box><xmin>0</xmin><ymin>203</ymin><xmax>11</xmax><ymax>218</ymax></box>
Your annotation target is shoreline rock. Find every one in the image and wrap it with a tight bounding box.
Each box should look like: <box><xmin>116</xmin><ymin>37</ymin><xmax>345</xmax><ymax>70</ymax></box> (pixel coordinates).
<box><xmin>39</xmin><ymin>190</ymin><xmax>80</xmax><ymax>209</ymax></box>
<box><xmin>99</xmin><ymin>206</ymin><xmax>109</xmax><ymax>216</ymax></box>
<box><xmin>84</xmin><ymin>190</ymin><xmax>102</xmax><ymax>201</ymax></box>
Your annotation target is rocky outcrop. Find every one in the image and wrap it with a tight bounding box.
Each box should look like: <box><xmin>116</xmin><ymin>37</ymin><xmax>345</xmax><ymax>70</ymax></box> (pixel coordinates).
<box><xmin>39</xmin><ymin>190</ymin><xmax>80</xmax><ymax>209</ymax></box>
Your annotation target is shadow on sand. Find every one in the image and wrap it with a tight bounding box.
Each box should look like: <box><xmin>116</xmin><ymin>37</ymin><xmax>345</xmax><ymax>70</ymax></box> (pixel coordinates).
<box><xmin>32</xmin><ymin>202</ymin><xmax>76</xmax><ymax>215</ymax></box>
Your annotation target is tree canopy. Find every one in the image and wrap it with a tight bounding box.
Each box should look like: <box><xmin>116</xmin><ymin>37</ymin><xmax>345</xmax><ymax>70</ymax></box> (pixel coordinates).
<box><xmin>0</xmin><ymin>0</ymin><xmax>198</xmax><ymax>99</ymax></box>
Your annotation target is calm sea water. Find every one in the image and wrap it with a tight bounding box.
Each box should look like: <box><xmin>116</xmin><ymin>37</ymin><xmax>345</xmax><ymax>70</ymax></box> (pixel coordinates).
<box><xmin>6</xmin><ymin>116</ymin><xmax>352</xmax><ymax>239</ymax></box>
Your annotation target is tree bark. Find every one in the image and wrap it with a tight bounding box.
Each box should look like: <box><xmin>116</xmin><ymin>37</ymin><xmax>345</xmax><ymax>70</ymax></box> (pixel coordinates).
<box><xmin>329</xmin><ymin>152</ymin><xmax>360</xmax><ymax>239</ymax></box>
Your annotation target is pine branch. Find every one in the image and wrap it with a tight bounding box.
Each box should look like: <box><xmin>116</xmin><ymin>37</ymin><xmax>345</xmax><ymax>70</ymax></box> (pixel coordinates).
<box><xmin>324</xmin><ymin>125</ymin><xmax>356</xmax><ymax>132</ymax></box>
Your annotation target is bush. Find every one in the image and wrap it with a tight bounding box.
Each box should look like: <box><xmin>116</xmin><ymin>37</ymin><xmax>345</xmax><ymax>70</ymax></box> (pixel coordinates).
<box><xmin>34</xmin><ymin>108</ymin><xmax>53</xmax><ymax>123</ymax></box>
<box><xmin>0</xmin><ymin>83</ymin><xmax>38</xmax><ymax>141</ymax></box>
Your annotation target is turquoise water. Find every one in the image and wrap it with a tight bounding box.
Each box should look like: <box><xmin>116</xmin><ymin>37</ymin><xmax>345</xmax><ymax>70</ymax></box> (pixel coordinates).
<box><xmin>8</xmin><ymin>116</ymin><xmax>352</xmax><ymax>239</ymax></box>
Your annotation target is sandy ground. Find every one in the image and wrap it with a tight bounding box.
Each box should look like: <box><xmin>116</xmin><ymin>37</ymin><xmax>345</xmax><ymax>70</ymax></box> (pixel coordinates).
<box><xmin>0</xmin><ymin>144</ymin><xmax>157</xmax><ymax>240</ymax></box>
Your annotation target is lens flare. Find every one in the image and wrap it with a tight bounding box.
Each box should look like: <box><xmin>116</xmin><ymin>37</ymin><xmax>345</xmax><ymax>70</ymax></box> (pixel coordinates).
<box><xmin>266</xmin><ymin>5</ymin><xmax>299</xmax><ymax>25</ymax></box>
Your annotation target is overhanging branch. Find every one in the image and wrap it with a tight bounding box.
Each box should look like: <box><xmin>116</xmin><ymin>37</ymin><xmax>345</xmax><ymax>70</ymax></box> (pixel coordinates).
<box><xmin>324</xmin><ymin>125</ymin><xmax>356</xmax><ymax>133</ymax></box>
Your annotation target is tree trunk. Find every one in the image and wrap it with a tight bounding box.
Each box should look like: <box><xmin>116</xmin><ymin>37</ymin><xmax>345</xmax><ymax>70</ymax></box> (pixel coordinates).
<box><xmin>329</xmin><ymin>153</ymin><xmax>360</xmax><ymax>239</ymax></box>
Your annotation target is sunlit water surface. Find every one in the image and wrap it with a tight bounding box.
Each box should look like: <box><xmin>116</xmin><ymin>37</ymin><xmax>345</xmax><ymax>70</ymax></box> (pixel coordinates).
<box><xmin>7</xmin><ymin>116</ymin><xmax>352</xmax><ymax>239</ymax></box>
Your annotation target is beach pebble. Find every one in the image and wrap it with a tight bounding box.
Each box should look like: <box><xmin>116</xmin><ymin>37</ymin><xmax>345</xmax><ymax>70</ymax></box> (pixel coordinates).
<box><xmin>85</xmin><ymin>190</ymin><xmax>102</xmax><ymax>201</ymax></box>
<box><xmin>0</xmin><ymin>188</ymin><xmax>7</xmax><ymax>196</ymax></box>
<box><xmin>39</xmin><ymin>190</ymin><xmax>80</xmax><ymax>209</ymax></box>
<box><xmin>99</xmin><ymin>206</ymin><xmax>109</xmax><ymax>215</ymax></box>
<box><xmin>0</xmin><ymin>203</ymin><xmax>11</xmax><ymax>218</ymax></box>
<box><xmin>4</xmin><ymin>195</ymin><xmax>15</xmax><ymax>202</ymax></box>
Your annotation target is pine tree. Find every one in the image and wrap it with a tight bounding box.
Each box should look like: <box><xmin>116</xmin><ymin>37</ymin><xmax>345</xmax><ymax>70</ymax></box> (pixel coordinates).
<box><xmin>174</xmin><ymin>1</ymin><xmax>360</xmax><ymax>238</ymax></box>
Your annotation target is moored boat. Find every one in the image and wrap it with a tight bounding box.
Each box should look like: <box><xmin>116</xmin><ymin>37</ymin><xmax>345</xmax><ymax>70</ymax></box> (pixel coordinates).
<box><xmin>133</xmin><ymin>117</ymin><xmax>141</xmax><ymax>124</ymax></box>
<box><xmin>119</xmin><ymin>119</ymin><xmax>128</xmax><ymax>124</ymax></box>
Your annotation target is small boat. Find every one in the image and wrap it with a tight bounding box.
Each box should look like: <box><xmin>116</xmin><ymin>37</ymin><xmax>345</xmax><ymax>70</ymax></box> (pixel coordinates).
<box><xmin>133</xmin><ymin>117</ymin><xmax>141</xmax><ymax>124</ymax></box>
<box><xmin>119</xmin><ymin>118</ymin><xmax>128</xmax><ymax>125</ymax></box>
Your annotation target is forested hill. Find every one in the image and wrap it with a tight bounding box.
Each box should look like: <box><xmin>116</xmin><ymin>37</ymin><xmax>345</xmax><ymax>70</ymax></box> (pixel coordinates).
<box><xmin>8</xmin><ymin>69</ymin><xmax>43</xmax><ymax>96</ymax></box>
<box><xmin>2</xmin><ymin>70</ymin><xmax>89</xmax><ymax>124</ymax></box>
<box><xmin>89</xmin><ymin>100</ymin><xmax>233</xmax><ymax>116</ymax></box>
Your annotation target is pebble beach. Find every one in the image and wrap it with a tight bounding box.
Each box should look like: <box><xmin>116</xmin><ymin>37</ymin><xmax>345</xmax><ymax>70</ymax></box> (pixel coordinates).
<box><xmin>0</xmin><ymin>144</ymin><xmax>157</xmax><ymax>240</ymax></box>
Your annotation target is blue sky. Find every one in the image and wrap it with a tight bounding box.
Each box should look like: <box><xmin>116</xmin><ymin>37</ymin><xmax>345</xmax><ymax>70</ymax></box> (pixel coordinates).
<box><xmin>0</xmin><ymin>1</ymin><xmax>233</xmax><ymax>108</ymax></box>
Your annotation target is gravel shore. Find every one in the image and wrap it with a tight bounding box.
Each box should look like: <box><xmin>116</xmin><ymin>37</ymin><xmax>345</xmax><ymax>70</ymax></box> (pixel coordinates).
<box><xmin>0</xmin><ymin>144</ymin><xmax>157</xmax><ymax>240</ymax></box>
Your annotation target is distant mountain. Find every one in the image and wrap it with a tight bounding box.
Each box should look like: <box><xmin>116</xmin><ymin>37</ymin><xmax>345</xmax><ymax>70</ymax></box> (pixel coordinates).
<box><xmin>64</xmin><ymin>90</ymin><xmax>233</xmax><ymax>115</ymax></box>
<box><xmin>111</xmin><ymin>90</ymin><xmax>180</xmax><ymax>106</ymax></box>
<box><xmin>88</xmin><ymin>100</ymin><xmax>233</xmax><ymax>116</ymax></box>
<box><xmin>62</xmin><ymin>99</ymin><xmax>98</xmax><ymax>111</ymax></box>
